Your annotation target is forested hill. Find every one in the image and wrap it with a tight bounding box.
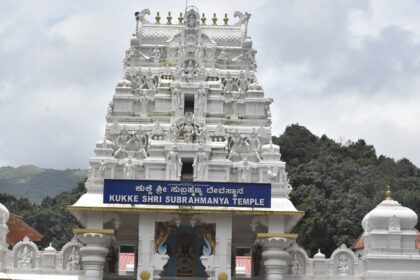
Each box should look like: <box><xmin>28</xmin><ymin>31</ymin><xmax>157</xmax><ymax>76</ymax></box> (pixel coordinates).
<box><xmin>274</xmin><ymin>124</ymin><xmax>420</xmax><ymax>256</ymax></box>
<box><xmin>0</xmin><ymin>125</ymin><xmax>419</xmax><ymax>256</ymax></box>
<box><xmin>0</xmin><ymin>165</ymin><xmax>87</xmax><ymax>203</ymax></box>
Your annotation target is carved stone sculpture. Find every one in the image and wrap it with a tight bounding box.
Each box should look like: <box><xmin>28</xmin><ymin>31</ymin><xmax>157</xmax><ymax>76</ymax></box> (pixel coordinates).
<box><xmin>193</xmin><ymin>151</ymin><xmax>207</xmax><ymax>180</ymax></box>
<box><xmin>66</xmin><ymin>247</ymin><xmax>80</xmax><ymax>270</ymax></box>
<box><xmin>17</xmin><ymin>246</ymin><xmax>33</xmax><ymax>269</ymax></box>
<box><xmin>167</xmin><ymin>149</ymin><xmax>182</xmax><ymax>180</ymax></box>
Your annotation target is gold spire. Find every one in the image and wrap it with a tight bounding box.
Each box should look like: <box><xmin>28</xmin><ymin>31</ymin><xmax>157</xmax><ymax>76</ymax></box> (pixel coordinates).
<box><xmin>212</xmin><ymin>13</ymin><xmax>217</xmax><ymax>25</ymax></box>
<box><xmin>178</xmin><ymin>12</ymin><xmax>184</xmax><ymax>24</ymax></box>
<box><xmin>155</xmin><ymin>12</ymin><xmax>161</xmax><ymax>24</ymax></box>
<box><xmin>223</xmin><ymin>13</ymin><xmax>229</xmax><ymax>25</ymax></box>
<box><xmin>201</xmin><ymin>13</ymin><xmax>207</xmax><ymax>25</ymax></box>
<box><xmin>386</xmin><ymin>185</ymin><xmax>393</xmax><ymax>200</ymax></box>
<box><xmin>167</xmin><ymin>12</ymin><xmax>172</xmax><ymax>25</ymax></box>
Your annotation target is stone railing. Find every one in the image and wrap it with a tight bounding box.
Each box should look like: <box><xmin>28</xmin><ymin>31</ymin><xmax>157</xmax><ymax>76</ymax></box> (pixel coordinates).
<box><xmin>284</xmin><ymin>243</ymin><xmax>363</xmax><ymax>279</ymax></box>
<box><xmin>1</xmin><ymin>235</ymin><xmax>83</xmax><ymax>274</ymax></box>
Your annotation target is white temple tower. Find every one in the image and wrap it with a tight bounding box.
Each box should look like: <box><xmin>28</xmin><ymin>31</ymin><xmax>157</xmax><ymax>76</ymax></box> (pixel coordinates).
<box><xmin>70</xmin><ymin>6</ymin><xmax>303</xmax><ymax>280</ymax></box>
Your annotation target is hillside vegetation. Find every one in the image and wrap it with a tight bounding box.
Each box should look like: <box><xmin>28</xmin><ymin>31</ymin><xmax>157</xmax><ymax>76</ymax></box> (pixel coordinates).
<box><xmin>0</xmin><ymin>166</ymin><xmax>87</xmax><ymax>203</ymax></box>
<box><xmin>0</xmin><ymin>125</ymin><xmax>419</xmax><ymax>256</ymax></box>
<box><xmin>274</xmin><ymin>124</ymin><xmax>420</xmax><ymax>256</ymax></box>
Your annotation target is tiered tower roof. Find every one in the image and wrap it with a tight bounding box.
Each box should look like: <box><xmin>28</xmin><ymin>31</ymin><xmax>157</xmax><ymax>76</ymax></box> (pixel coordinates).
<box><xmin>70</xmin><ymin>7</ymin><xmax>303</xmax><ymax>230</ymax></box>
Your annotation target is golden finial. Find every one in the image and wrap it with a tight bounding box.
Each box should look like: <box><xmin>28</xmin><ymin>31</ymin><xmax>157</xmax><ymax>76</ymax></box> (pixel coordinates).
<box><xmin>223</xmin><ymin>13</ymin><xmax>229</xmax><ymax>25</ymax></box>
<box><xmin>140</xmin><ymin>270</ymin><xmax>150</xmax><ymax>280</ymax></box>
<box><xmin>218</xmin><ymin>272</ymin><xmax>228</xmax><ymax>280</ymax></box>
<box><xmin>140</xmin><ymin>270</ymin><xmax>151</xmax><ymax>280</ymax></box>
<box><xmin>178</xmin><ymin>12</ymin><xmax>184</xmax><ymax>24</ymax></box>
<box><xmin>155</xmin><ymin>12</ymin><xmax>161</xmax><ymax>24</ymax></box>
<box><xmin>167</xmin><ymin>12</ymin><xmax>172</xmax><ymax>25</ymax></box>
<box><xmin>212</xmin><ymin>13</ymin><xmax>217</xmax><ymax>25</ymax></box>
<box><xmin>201</xmin><ymin>13</ymin><xmax>207</xmax><ymax>25</ymax></box>
<box><xmin>386</xmin><ymin>185</ymin><xmax>393</xmax><ymax>200</ymax></box>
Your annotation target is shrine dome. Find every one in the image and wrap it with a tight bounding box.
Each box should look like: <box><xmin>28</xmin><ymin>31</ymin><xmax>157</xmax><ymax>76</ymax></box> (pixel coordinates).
<box><xmin>44</xmin><ymin>243</ymin><xmax>57</xmax><ymax>253</ymax></box>
<box><xmin>362</xmin><ymin>188</ymin><xmax>418</xmax><ymax>232</ymax></box>
<box><xmin>0</xmin><ymin>202</ymin><xmax>9</xmax><ymax>224</ymax></box>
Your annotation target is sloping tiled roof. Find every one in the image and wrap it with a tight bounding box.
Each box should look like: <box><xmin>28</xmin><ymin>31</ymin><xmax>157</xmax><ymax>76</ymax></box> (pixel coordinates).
<box><xmin>6</xmin><ymin>214</ymin><xmax>43</xmax><ymax>245</ymax></box>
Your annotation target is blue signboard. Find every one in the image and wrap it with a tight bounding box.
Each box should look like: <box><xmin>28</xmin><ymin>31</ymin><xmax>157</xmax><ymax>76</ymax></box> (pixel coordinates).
<box><xmin>103</xmin><ymin>179</ymin><xmax>271</xmax><ymax>208</ymax></box>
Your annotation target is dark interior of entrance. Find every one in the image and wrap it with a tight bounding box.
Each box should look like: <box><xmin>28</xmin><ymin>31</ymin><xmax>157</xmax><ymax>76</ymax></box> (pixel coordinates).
<box><xmin>181</xmin><ymin>158</ymin><xmax>193</xmax><ymax>181</ymax></box>
<box><xmin>184</xmin><ymin>94</ymin><xmax>194</xmax><ymax>114</ymax></box>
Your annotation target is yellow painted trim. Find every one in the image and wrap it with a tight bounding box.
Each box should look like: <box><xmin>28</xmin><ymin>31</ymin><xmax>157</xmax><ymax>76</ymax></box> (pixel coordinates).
<box><xmin>73</xmin><ymin>228</ymin><xmax>115</xmax><ymax>235</ymax></box>
<box><xmin>68</xmin><ymin>205</ymin><xmax>305</xmax><ymax>216</ymax></box>
<box><xmin>256</xmin><ymin>233</ymin><xmax>298</xmax><ymax>239</ymax></box>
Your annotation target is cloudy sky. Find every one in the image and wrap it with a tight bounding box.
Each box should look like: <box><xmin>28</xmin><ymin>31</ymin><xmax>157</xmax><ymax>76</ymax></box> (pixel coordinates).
<box><xmin>1</xmin><ymin>0</ymin><xmax>420</xmax><ymax>169</ymax></box>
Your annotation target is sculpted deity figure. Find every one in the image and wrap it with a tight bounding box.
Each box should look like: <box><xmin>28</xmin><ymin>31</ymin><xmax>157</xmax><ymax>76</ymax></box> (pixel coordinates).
<box><xmin>195</xmin><ymin>125</ymin><xmax>207</xmax><ymax>144</ymax></box>
<box><xmin>152</xmin><ymin>47</ymin><xmax>161</xmax><ymax>63</ymax></box>
<box><xmin>265</xmin><ymin>104</ymin><xmax>272</xmax><ymax>119</ymax></box>
<box><xmin>114</xmin><ymin>128</ymin><xmax>132</xmax><ymax>158</ymax></box>
<box><xmin>145</xmin><ymin>68</ymin><xmax>156</xmax><ymax>94</ymax></box>
<box><xmin>290</xmin><ymin>253</ymin><xmax>302</xmax><ymax>275</ymax></box>
<box><xmin>215</xmin><ymin>122</ymin><xmax>226</xmax><ymax>137</ymax></box>
<box><xmin>217</xmin><ymin>47</ymin><xmax>228</xmax><ymax>63</ymax></box>
<box><xmin>123</xmin><ymin>158</ymin><xmax>135</xmax><ymax>179</ymax></box>
<box><xmin>236</xmin><ymin>71</ymin><xmax>248</xmax><ymax>97</ymax></box>
<box><xmin>152</xmin><ymin>121</ymin><xmax>163</xmax><ymax>135</ymax></box>
<box><xmin>167</xmin><ymin>124</ymin><xmax>178</xmax><ymax>142</ymax></box>
<box><xmin>267</xmin><ymin>167</ymin><xmax>279</xmax><ymax>183</ymax></box>
<box><xmin>196</xmin><ymin>44</ymin><xmax>205</xmax><ymax>62</ymax></box>
<box><xmin>66</xmin><ymin>247</ymin><xmax>80</xmax><ymax>270</ymax></box>
<box><xmin>107</xmin><ymin>101</ymin><xmax>114</xmax><ymax>116</ymax></box>
<box><xmin>17</xmin><ymin>246</ymin><xmax>33</xmax><ymax>269</ymax></box>
<box><xmin>193</xmin><ymin>150</ymin><xmax>207</xmax><ymax>180</ymax></box>
<box><xmin>183</xmin><ymin>123</ymin><xmax>195</xmax><ymax>143</ymax></box>
<box><xmin>239</xmin><ymin>159</ymin><xmax>252</xmax><ymax>182</ymax></box>
<box><xmin>185</xmin><ymin>60</ymin><xmax>196</xmax><ymax>82</ymax></box>
<box><xmin>167</xmin><ymin>148</ymin><xmax>182</xmax><ymax>180</ymax></box>
<box><xmin>246</xmin><ymin>48</ymin><xmax>257</xmax><ymax>69</ymax></box>
<box><xmin>337</xmin><ymin>254</ymin><xmax>350</xmax><ymax>275</ymax></box>
<box><xmin>139</xmin><ymin>89</ymin><xmax>150</xmax><ymax>117</ymax></box>
<box><xmin>223</xmin><ymin>72</ymin><xmax>234</xmax><ymax>95</ymax></box>
<box><xmin>195</xmin><ymin>83</ymin><xmax>207</xmax><ymax>114</ymax></box>
<box><xmin>187</xmin><ymin>13</ymin><xmax>197</xmax><ymax>28</ymax></box>
<box><xmin>249</xmin><ymin>130</ymin><xmax>261</xmax><ymax>160</ymax></box>
<box><xmin>124</xmin><ymin>48</ymin><xmax>137</xmax><ymax>64</ymax></box>
<box><xmin>129</xmin><ymin>68</ymin><xmax>145</xmax><ymax>94</ymax></box>
<box><xmin>134</xmin><ymin>127</ymin><xmax>148</xmax><ymax>159</ymax></box>
<box><xmin>228</xmin><ymin>130</ymin><xmax>241</xmax><ymax>160</ymax></box>
<box><xmin>172</xmin><ymin>83</ymin><xmax>182</xmax><ymax>111</ymax></box>
<box><xmin>98</xmin><ymin>160</ymin><xmax>107</xmax><ymax>178</ymax></box>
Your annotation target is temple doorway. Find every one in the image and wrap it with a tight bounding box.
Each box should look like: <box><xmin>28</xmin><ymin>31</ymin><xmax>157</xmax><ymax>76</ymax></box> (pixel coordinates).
<box><xmin>158</xmin><ymin>222</ymin><xmax>215</xmax><ymax>278</ymax></box>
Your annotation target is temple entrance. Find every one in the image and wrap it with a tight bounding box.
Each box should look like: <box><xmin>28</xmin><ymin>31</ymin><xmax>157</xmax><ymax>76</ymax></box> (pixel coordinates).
<box><xmin>158</xmin><ymin>222</ymin><xmax>214</xmax><ymax>278</ymax></box>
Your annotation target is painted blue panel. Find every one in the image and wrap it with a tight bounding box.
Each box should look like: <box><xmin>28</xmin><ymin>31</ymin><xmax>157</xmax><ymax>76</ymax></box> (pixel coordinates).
<box><xmin>103</xmin><ymin>179</ymin><xmax>271</xmax><ymax>208</ymax></box>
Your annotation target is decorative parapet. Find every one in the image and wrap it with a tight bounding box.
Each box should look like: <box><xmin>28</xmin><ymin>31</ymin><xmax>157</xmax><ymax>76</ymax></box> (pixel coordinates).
<box><xmin>0</xmin><ymin>235</ymin><xmax>84</xmax><ymax>275</ymax></box>
<box><xmin>284</xmin><ymin>244</ymin><xmax>363</xmax><ymax>279</ymax></box>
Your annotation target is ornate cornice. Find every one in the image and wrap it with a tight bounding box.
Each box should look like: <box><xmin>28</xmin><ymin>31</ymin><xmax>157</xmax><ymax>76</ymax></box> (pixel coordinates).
<box><xmin>68</xmin><ymin>205</ymin><xmax>304</xmax><ymax>217</ymax></box>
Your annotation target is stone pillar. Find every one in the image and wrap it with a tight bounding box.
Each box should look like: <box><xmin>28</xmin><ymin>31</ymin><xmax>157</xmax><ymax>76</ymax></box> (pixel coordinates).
<box><xmin>214</xmin><ymin>215</ymin><xmax>232</xmax><ymax>280</ymax></box>
<box><xmin>138</xmin><ymin>213</ymin><xmax>155</xmax><ymax>279</ymax></box>
<box><xmin>77</xmin><ymin>230</ymin><xmax>114</xmax><ymax>280</ymax></box>
<box><xmin>256</xmin><ymin>235</ymin><xmax>295</xmax><ymax>280</ymax></box>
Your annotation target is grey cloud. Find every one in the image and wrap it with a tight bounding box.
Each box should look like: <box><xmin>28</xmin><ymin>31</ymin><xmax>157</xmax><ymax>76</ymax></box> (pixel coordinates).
<box><xmin>1</xmin><ymin>0</ymin><xmax>420</xmax><ymax>168</ymax></box>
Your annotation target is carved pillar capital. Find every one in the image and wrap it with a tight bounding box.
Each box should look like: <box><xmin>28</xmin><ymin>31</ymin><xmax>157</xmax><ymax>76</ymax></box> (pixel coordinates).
<box><xmin>256</xmin><ymin>234</ymin><xmax>296</xmax><ymax>280</ymax></box>
<box><xmin>75</xmin><ymin>229</ymin><xmax>114</xmax><ymax>280</ymax></box>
